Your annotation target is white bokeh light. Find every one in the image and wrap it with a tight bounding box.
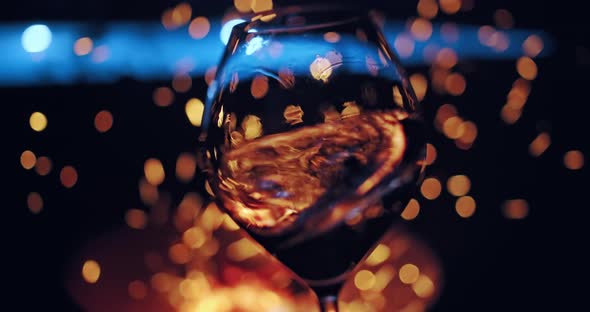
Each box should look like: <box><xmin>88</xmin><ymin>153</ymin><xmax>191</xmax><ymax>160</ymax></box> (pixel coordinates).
<box><xmin>22</xmin><ymin>24</ymin><xmax>52</xmax><ymax>53</ymax></box>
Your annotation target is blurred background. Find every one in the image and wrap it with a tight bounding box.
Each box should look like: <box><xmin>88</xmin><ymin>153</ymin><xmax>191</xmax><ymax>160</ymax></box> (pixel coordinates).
<box><xmin>8</xmin><ymin>0</ymin><xmax>588</xmax><ymax>311</ymax></box>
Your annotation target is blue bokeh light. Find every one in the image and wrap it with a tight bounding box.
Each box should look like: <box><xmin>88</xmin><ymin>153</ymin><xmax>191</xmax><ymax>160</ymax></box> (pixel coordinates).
<box><xmin>21</xmin><ymin>24</ymin><xmax>52</xmax><ymax>53</ymax></box>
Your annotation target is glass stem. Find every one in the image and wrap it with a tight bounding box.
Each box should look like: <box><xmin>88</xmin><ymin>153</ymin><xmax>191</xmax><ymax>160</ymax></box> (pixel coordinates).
<box><xmin>319</xmin><ymin>295</ymin><xmax>339</xmax><ymax>312</ymax></box>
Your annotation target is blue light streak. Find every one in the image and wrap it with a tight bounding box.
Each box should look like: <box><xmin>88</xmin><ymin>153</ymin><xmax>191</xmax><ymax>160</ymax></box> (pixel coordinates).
<box><xmin>0</xmin><ymin>21</ymin><xmax>552</xmax><ymax>86</ymax></box>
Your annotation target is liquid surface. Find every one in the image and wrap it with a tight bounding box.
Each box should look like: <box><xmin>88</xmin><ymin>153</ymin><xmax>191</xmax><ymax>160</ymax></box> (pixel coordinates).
<box><xmin>215</xmin><ymin>110</ymin><xmax>407</xmax><ymax>236</ymax></box>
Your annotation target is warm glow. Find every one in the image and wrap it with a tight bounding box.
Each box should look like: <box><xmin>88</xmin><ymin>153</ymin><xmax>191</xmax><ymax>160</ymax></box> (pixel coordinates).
<box><xmin>169</xmin><ymin>243</ymin><xmax>192</xmax><ymax>264</ymax></box>
<box><xmin>185</xmin><ymin>98</ymin><xmax>205</xmax><ymax>127</ymax></box>
<box><xmin>421</xmin><ymin>177</ymin><xmax>442</xmax><ymax>200</ymax></box>
<box><xmin>564</xmin><ymin>150</ymin><xmax>584</xmax><ymax>170</ymax></box>
<box><xmin>494</xmin><ymin>9</ymin><xmax>514</xmax><ymax>29</ymax></box>
<box><xmin>435</xmin><ymin>48</ymin><xmax>458</xmax><ymax>69</ymax></box>
<box><xmin>251</xmin><ymin>0</ymin><xmax>273</xmax><ymax>13</ymax></box>
<box><xmin>417</xmin><ymin>0</ymin><xmax>439</xmax><ymax>19</ymax></box>
<box><xmin>189</xmin><ymin>17</ymin><xmax>211</xmax><ymax>39</ymax></box>
<box><xmin>425</xmin><ymin>143</ymin><xmax>437</xmax><ymax>165</ymax></box>
<box><xmin>20</xmin><ymin>150</ymin><xmax>36</xmax><ymax>170</ymax></box>
<box><xmin>366</xmin><ymin>244</ymin><xmax>391</xmax><ymax>266</ymax></box>
<box><xmin>399</xmin><ymin>264</ymin><xmax>420</xmax><ymax>284</ymax></box>
<box><xmin>455</xmin><ymin>196</ymin><xmax>476</xmax><ymax>218</ymax></box>
<box><xmin>29</xmin><ymin>111</ymin><xmax>47</xmax><ymax>132</ymax></box>
<box><xmin>410</xmin><ymin>18</ymin><xmax>433</xmax><ymax>41</ymax></box>
<box><xmin>447</xmin><ymin>175</ymin><xmax>471</xmax><ymax>196</ymax></box>
<box><xmin>500</xmin><ymin>104</ymin><xmax>522</xmax><ymax>124</ymax></box>
<box><xmin>435</xmin><ymin>103</ymin><xmax>457</xmax><ymax>129</ymax></box>
<box><xmin>250</xmin><ymin>75</ymin><xmax>269</xmax><ymax>99</ymax></box>
<box><xmin>401</xmin><ymin>198</ymin><xmax>420</xmax><ymax>220</ymax></box>
<box><xmin>323</xmin><ymin>32</ymin><xmax>341</xmax><ymax>43</ymax></box>
<box><xmin>153</xmin><ymin>87</ymin><xmax>174</xmax><ymax>107</ymax></box>
<box><xmin>125</xmin><ymin>209</ymin><xmax>148</xmax><ymax>229</ymax></box>
<box><xmin>172</xmin><ymin>74</ymin><xmax>192</xmax><ymax>93</ymax></box>
<box><xmin>226</xmin><ymin>238</ymin><xmax>260</xmax><ymax>262</ymax></box>
<box><xmin>354</xmin><ymin>270</ymin><xmax>376</xmax><ymax>291</ymax></box>
<box><xmin>94</xmin><ymin>110</ymin><xmax>113</xmax><ymax>133</ymax></box>
<box><xmin>241</xmin><ymin>115</ymin><xmax>263</xmax><ymax>140</ymax></box>
<box><xmin>502</xmin><ymin>199</ymin><xmax>529</xmax><ymax>219</ymax></box>
<box><xmin>523</xmin><ymin>35</ymin><xmax>544</xmax><ymax>58</ymax></box>
<box><xmin>445</xmin><ymin>73</ymin><xmax>466</xmax><ymax>96</ymax></box>
<box><xmin>60</xmin><ymin>166</ymin><xmax>78</xmax><ymax>188</ymax></box>
<box><xmin>35</xmin><ymin>156</ymin><xmax>52</xmax><ymax>176</ymax></box>
<box><xmin>234</xmin><ymin>0</ymin><xmax>253</xmax><ymax>13</ymax></box>
<box><xmin>128</xmin><ymin>280</ymin><xmax>148</xmax><ymax>300</ymax></box>
<box><xmin>74</xmin><ymin>37</ymin><xmax>93</xmax><ymax>56</ymax></box>
<box><xmin>410</xmin><ymin>73</ymin><xmax>428</xmax><ymax>101</ymax></box>
<box><xmin>442</xmin><ymin>116</ymin><xmax>464</xmax><ymax>139</ymax></box>
<box><xmin>457</xmin><ymin>121</ymin><xmax>478</xmax><ymax>145</ymax></box>
<box><xmin>373</xmin><ymin>265</ymin><xmax>396</xmax><ymax>291</ymax></box>
<box><xmin>529</xmin><ymin>132</ymin><xmax>551</xmax><ymax>157</ymax></box>
<box><xmin>172</xmin><ymin>3</ymin><xmax>192</xmax><ymax>27</ymax></box>
<box><xmin>439</xmin><ymin>0</ymin><xmax>461</xmax><ymax>14</ymax></box>
<box><xmin>516</xmin><ymin>57</ymin><xmax>538</xmax><ymax>80</ymax></box>
<box><xmin>27</xmin><ymin>192</ymin><xmax>43</xmax><ymax>214</ymax></box>
<box><xmin>412</xmin><ymin>274</ymin><xmax>435</xmax><ymax>298</ymax></box>
<box><xmin>144</xmin><ymin>158</ymin><xmax>165</xmax><ymax>186</ymax></box>
<box><xmin>176</xmin><ymin>153</ymin><xmax>197</xmax><ymax>182</ymax></box>
<box><xmin>183</xmin><ymin>227</ymin><xmax>207</xmax><ymax>249</ymax></box>
<box><xmin>82</xmin><ymin>260</ymin><xmax>101</xmax><ymax>283</ymax></box>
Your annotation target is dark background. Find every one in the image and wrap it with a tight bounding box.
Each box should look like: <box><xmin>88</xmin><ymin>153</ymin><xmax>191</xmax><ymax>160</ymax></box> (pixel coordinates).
<box><xmin>7</xmin><ymin>0</ymin><xmax>588</xmax><ymax>311</ymax></box>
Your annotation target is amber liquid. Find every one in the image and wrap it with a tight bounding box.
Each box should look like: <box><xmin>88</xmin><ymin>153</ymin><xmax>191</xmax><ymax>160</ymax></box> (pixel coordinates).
<box><xmin>204</xmin><ymin>74</ymin><xmax>424</xmax><ymax>287</ymax></box>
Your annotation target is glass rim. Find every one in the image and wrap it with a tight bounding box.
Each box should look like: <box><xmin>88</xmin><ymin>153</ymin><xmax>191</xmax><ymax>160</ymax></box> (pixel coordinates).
<box><xmin>238</xmin><ymin>4</ymin><xmax>374</xmax><ymax>35</ymax></box>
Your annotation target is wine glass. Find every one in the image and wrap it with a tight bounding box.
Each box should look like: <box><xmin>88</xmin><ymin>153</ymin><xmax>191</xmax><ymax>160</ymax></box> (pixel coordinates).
<box><xmin>199</xmin><ymin>5</ymin><xmax>425</xmax><ymax>311</ymax></box>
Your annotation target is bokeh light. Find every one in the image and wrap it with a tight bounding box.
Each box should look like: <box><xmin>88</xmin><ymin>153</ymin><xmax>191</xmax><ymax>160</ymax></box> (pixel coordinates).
<box><xmin>516</xmin><ymin>57</ymin><xmax>538</xmax><ymax>80</ymax></box>
<box><xmin>29</xmin><ymin>112</ymin><xmax>48</xmax><ymax>132</ymax></box>
<box><xmin>523</xmin><ymin>35</ymin><xmax>544</xmax><ymax>57</ymax></box>
<box><xmin>60</xmin><ymin>166</ymin><xmax>78</xmax><ymax>188</ymax></box>
<box><xmin>82</xmin><ymin>260</ymin><xmax>101</xmax><ymax>284</ymax></box>
<box><xmin>35</xmin><ymin>156</ymin><xmax>52</xmax><ymax>176</ymax></box>
<box><xmin>125</xmin><ymin>209</ymin><xmax>148</xmax><ymax>229</ymax></box>
<box><xmin>144</xmin><ymin>158</ymin><xmax>165</xmax><ymax>186</ymax></box>
<box><xmin>20</xmin><ymin>150</ymin><xmax>36</xmax><ymax>170</ymax></box>
<box><xmin>502</xmin><ymin>199</ymin><xmax>529</xmax><ymax>219</ymax></box>
<box><xmin>399</xmin><ymin>263</ymin><xmax>420</xmax><ymax>284</ymax></box>
<box><xmin>446</xmin><ymin>175</ymin><xmax>471</xmax><ymax>197</ymax></box>
<box><xmin>417</xmin><ymin>0</ymin><xmax>439</xmax><ymax>19</ymax></box>
<box><xmin>421</xmin><ymin>178</ymin><xmax>442</xmax><ymax>200</ymax></box>
<box><xmin>153</xmin><ymin>87</ymin><xmax>174</xmax><ymax>107</ymax></box>
<box><xmin>354</xmin><ymin>270</ymin><xmax>376</xmax><ymax>291</ymax></box>
<box><xmin>563</xmin><ymin>150</ymin><xmax>584</xmax><ymax>170</ymax></box>
<box><xmin>439</xmin><ymin>0</ymin><xmax>461</xmax><ymax>15</ymax></box>
<box><xmin>74</xmin><ymin>37</ymin><xmax>93</xmax><ymax>56</ymax></box>
<box><xmin>401</xmin><ymin>198</ymin><xmax>420</xmax><ymax>221</ymax></box>
<box><xmin>189</xmin><ymin>17</ymin><xmax>211</xmax><ymax>39</ymax></box>
<box><xmin>185</xmin><ymin>98</ymin><xmax>205</xmax><ymax>127</ymax></box>
<box><xmin>22</xmin><ymin>24</ymin><xmax>52</xmax><ymax>53</ymax></box>
<box><xmin>529</xmin><ymin>132</ymin><xmax>551</xmax><ymax>157</ymax></box>
<box><xmin>94</xmin><ymin>110</ymin><xmax>113</xmax><ymax>133</ymax></box>
<box><xmin>455</xmin><ymin>196</ymin><xmax>476</xmax><ymax>218</ymax></box>
<box><xmin>27</xmin><ymin>192</ymin><xmax>43</xmax><ymax>214</ymax></box>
